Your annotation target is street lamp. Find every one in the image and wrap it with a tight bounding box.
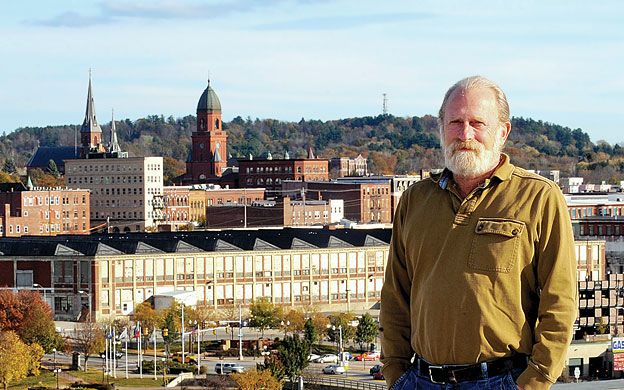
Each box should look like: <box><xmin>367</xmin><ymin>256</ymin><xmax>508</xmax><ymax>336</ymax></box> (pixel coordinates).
<box><xmin>53</xmin><ymin>348</ymin><xmax>59</xmax><ymax>390</ymax></box>
<box><xmin>280</xmin><ymin>320</ymin><xmax>290</xmax><ymax>338</ymax></box>
<box><xmin>328</xmin><ymin>324</ymin><xmax>344</xmax><ymax>365</ymax></box>
<box><xmin>33</xmin><ymin>283</ymin><xmax>47</xmax><ymax>304</ymax></box>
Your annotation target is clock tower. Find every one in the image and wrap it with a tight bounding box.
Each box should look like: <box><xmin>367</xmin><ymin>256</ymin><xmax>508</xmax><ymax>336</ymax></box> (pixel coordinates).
<box><xmin>186</xmin><ymin>80</ymin><xmax>227</xmax><ymax>181</ymax></box>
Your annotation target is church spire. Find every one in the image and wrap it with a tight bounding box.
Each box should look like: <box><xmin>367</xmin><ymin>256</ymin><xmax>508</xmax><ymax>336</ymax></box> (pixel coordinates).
<box><xmin>109</xmin><ymin>109</ymin><xmax>121</xmax><ymax>154</ymax></box>
<box><xmin>79</xmin><ymin>70</ymin><xmax>103</xmax><ymax>156</ymax></box>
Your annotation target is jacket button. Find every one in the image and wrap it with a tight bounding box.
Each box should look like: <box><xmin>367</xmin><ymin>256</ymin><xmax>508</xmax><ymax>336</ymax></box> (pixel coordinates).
<box><xmin>512</xmin><ymin>229</ymin><xmax>519</xmax><ymax>236</ymax></box>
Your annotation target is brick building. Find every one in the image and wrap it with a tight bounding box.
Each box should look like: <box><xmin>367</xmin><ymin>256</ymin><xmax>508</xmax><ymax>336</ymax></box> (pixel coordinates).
<box><xmin>181</xmin><ymin>80</ymin><xmax>228</xmax><ymax>183</ymax></box>
<box><xmin>282</xmin><ymin>179</ymin><xmax>392</xmax><ymax>224</ymax></box>
<box><xmin>330</xmin><ymin>155</ymin><xmax>368</xmax><ymax>177</ymax></box>
<box><xmin>159</xmin><ymin>185</ymin><xmax>265</xmax><ymax>230</ymax></box>
<box><xmin>238</xmin><ymin>151</ymin><xmax>329</xmax><ymax>194</ymax></box>
<box><xmin>0</xmin><ymin>182</ymin><xmax>90</xmax><ymax>237</ymax></box>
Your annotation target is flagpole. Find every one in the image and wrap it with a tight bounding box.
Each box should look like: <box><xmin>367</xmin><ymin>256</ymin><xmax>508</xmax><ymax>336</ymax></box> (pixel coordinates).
<box><xmin>138</xmin><ymin>321</ymin><xmax>143</xmax><ymax>379</ymax></box>
<box><xmin>197</xmin><ymin>322</ymin><xmax>201</xmax><ymax>375</ymax></box>
<box><xmin>153</xmin><ymin>326</ymin><xmax>157</xmax><ymax>381</ymax></box>
<box><xmin>181</xmin><ymin>305</ymin><xmax>185</xmax><ymax>366</ymax></box>
<box><xmin>113</xmin><ymin>327</ymin><xmax>117</xmax><ymax>378</ymax></box>
<box><xmin>105</xmin><ymin>332</ymin><xmax>109</xmax><ymax>377</ymax></box>
<box><xmin>106</xmin><ymin>326</ymin><xmax>110</xmax><ymax>376</ymax></box>
<box><xmin>125</xmin><ymin>327</ymin><xmax>128</xmax><ymax>379</ymax></box>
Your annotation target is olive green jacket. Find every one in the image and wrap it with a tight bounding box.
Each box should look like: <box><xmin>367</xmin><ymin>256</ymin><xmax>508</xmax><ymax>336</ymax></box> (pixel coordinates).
<box><xmin>380</xmin><ymin>155</ymin><xmax>577</xmax><ymax>390</ymax></box>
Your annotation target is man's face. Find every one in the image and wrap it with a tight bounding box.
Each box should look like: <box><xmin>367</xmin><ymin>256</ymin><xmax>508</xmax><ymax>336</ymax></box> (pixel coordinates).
<box><xmin>441</xmin><ymin>87</ymin><xmax>511</xmax><ymax>179</ymax></box>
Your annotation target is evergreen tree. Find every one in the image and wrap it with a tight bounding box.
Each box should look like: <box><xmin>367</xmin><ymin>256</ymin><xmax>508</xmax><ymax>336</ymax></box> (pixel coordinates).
<box><xmin>277</xmin><ymin>334</ymin><xmax>310</xmax><ymax>383</ymax></box>
<box><xmin>355</xmin><ymin>313</ymin><xmax>379</xmax><ymax>351</ymax></box>
<box><xmin>2</xmin><ymin>159</ymin><xmax>16</xmax><ymax>174</ymax></box>
<box><xmin>304</xmin><ymin>318</ymin><xmax>318</xmax><ymax>345</ymax></box>
<box><xmin>46</xmin><ymin>159</ymin><xmax>60</xmax><ymax>178</ymax></box>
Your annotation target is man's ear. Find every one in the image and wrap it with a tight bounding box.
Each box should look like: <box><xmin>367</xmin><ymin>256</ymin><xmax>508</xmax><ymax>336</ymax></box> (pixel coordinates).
<box><xmin>500</xmin><ymin>121</ymin><xmax>511</xmax><ymax>142</ymax></box>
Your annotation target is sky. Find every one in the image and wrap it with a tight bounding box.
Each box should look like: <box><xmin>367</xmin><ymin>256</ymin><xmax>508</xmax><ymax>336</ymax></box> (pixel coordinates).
<box><xmin>1</xmin><ymin>0</ymin><xmax>623</xmax><ymax>144</ymax></box>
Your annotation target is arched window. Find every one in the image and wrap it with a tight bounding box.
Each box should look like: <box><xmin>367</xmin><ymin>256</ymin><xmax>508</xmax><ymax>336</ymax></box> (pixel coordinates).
<box><xmin>215</xmin><ymin>118</ymin><xmax>220</xmax><ymax>129</ymax></box>
<box><xmin>200</xmin><ymin>119</ymin><xmax>205</xmax><ymax>130</ymax></box>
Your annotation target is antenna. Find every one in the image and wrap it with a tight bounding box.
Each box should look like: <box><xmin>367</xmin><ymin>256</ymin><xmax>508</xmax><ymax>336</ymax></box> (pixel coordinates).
<box><xmin>382</xmin><ymin>93</ymin><xmax>388</xmax><ymax>115</ymax></box>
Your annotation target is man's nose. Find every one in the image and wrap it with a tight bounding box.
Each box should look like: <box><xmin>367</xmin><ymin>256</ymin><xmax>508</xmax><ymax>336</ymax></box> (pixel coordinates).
<box><xmin>457</xmin><ymin>122</ymin><xmax>475</xmax><ymax>141</ymax></box>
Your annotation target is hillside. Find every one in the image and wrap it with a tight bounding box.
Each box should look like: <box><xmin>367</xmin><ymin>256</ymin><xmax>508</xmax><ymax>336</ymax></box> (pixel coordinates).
<box><xmin>1</xmin><ymin>114</ymin><xmax>622</xmax><ymax>184</ymax></box>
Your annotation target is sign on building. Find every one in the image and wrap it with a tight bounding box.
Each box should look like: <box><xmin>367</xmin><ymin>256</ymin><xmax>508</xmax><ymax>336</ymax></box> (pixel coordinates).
<box><xmin>613</xmin><ymin>337</ymin><xmax>624</xmax><ymax>371</ymax></box>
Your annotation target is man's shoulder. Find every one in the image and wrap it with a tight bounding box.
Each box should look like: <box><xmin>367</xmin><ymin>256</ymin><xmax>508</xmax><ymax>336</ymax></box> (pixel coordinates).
<box><xmin>509</xmin><ymin>166</ymin><xmax>560</xmax><ymax>191</ymax></box>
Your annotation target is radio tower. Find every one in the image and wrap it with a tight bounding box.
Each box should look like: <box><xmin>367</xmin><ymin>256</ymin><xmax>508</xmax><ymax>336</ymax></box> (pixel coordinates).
<box><xmin>382</xmin><ymin>93</ymin><xmax>388</xmax><ymax>116</ymax></box>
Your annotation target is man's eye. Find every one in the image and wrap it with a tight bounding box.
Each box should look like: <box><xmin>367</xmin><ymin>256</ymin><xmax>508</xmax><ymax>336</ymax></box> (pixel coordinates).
<box><xmin>471</xmin><ymin>121</ymin><xmax>485</xmax><ymax>128</ymax></box>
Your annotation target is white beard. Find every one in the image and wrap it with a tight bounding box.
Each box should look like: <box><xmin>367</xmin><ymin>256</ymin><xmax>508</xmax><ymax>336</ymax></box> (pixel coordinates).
<box><xmin>443</xmin><ymin>136</ymin><xmax>504</xmax><ymax>179</ymax></box>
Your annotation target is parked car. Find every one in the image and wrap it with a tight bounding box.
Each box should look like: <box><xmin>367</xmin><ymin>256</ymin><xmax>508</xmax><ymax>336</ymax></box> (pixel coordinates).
<box><xmin>370</xmin><ymin>364</ymin><xmax>383</xmax><ymax>375</ymax></box>
<box><xmin>171</xmin><ymin>353</ymin><xmax>197</xmax><ymax>364</ymax></box>
<box><xmin>308</xmin><ymin>353</ymin><xmax>321</xmax><ymax>362</ymax></box>
<box><xmin>322</xmin><ymin>364</ymin><xmax>346</xmax><ymax>375</ymax></box>
<box><xmin>373</xmin><ymin>371</ymin><xmax>385</xmax><ymax>380</ymax></box>
<box><xmin>355</xmin><ymin>351</ymin><xmax>381</xmax><ymax>361</ymax></box>
<box><xmin>339</xmin><ymin>352</ymin><xmax>354</xmax><ymax>361</ymax></box>
<box><xmin>99</xmin><ymin>351</ymin><xmax>123</xmax><ymax>359</ymax></box>
<box><xmin>314</xmin><ymin>354</ymin><xmax>339</xmax><ymax>363</ymax></box>
<box><xmin>215</xmin><ymin>362</ymin><xmax>245</xmax><ymax>374</ymax></box>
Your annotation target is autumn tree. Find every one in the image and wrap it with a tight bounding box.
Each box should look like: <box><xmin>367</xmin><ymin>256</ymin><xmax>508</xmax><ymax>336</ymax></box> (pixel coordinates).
<box><xmin>133</xmin><ymin>301</ymin><xmax>159</xmax><ymax>351</ymax></box>
<box><xmin>310</xmin><ymin>312</ymin><xmax>330</xmax><ymax>340</ymax></box>
<box><xmin>282</xmin><ymin>309</ymin><xmax>306</xmax><ymax>335</ymax></box>
<box><xmin>249</xmin><ymin>299</ymin><xmax>282</xmax><ymax>337</ymax></box>
<box><xmin>74</xmin><ymin>320</ymin><xmax>105</xmax><ymax>371</ymax></box>
<box><xmin>29</xmin><ymin>168</ymin><xmax>64</xmax><ymax>188</ymax></box>
<box><xmin>0</xmin><ymin>290</ymin><xmax>62</xmax><ymax>352</ymax></box>
<box><xmin>0</xmin><ymin>331</ymin><xmax>32</xmax><ymax>390</ymax></box>
<box><xmin>231</xmin><ymin>369</ymin><xmax>282</xmax><ymax>390</ymax></box>
<box><xmin>163</xmin><ymin>156</ymin><xmax>186</xmax><ymax>185</ymax></box>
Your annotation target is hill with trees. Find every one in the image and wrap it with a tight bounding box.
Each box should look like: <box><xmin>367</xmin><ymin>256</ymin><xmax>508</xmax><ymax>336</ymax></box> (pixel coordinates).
<box><xmin>1</xmin><ymin>113</ymin><xmax>622</xmax><ymax>184</ymax></box>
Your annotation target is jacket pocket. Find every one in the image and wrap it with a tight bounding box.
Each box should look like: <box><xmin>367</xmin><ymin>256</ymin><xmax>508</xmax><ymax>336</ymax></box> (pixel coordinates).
<box><xmin>468</xmin><ymin>218</ymin><xmax>525</xmax><ymax>273</ymax></box>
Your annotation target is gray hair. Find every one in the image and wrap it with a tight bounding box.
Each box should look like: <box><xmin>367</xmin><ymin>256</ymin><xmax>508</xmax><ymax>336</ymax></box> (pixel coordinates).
<box><xmin>438</xmin><ymin>76</ymin><xmax>510</xmax><ymax>125</ymax></box>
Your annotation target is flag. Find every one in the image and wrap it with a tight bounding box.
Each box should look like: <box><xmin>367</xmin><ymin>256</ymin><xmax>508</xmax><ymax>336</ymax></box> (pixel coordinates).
<box><xmin>106</xmin><ymin>328</ymin><xmax>114</xmax><ymax>340</ymax></box>
<box><xmin>149</xmin><ymin>330</ymin><xmax>157</xmax><ymax>343</ymax></box>
<box><xmin>118</xmin><ymin>328</ymin><xmax>128</xmax><ymax>341</ymax></box>
<box><xmin>133</xmin><ymin>324</ymin><xmax>141</xmax><ymax>339</ymax></box>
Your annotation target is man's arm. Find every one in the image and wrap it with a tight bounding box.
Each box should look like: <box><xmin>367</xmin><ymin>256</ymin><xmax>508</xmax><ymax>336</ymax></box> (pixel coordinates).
<box><xmin>380</xmin><ymin>194</ymin><xmax>414</xmax><ymax>387</ymax></box>
<box><xmin>516</xmin><ymin>187</ymin><xmax>577</xmax><ymax>390</ymax></box>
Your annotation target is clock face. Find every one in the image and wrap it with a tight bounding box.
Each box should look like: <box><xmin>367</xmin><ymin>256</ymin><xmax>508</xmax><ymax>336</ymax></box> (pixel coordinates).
<box><xmin>199</xmin><ymin>143</ymin><xmax>205</xmax><ymax>149</ymax></box>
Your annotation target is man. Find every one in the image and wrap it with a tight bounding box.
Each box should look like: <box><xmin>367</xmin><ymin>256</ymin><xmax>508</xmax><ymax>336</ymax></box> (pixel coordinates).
<box><xmin>380</xmin><ymin>76</ymin><xmax>577</xmax><ymax>390</ymax></box>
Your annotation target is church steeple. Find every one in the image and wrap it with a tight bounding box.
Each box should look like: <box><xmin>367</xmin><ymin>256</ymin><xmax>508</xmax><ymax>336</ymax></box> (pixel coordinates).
<box><xmin>109</xmin><ymin>109</ymin><xmax>122</xmax><ymax>154</ymax></box>
<box><xmin>80</xmin><ymin>70</ymin><xmax>104</xmax><ymax>157</ymax></box>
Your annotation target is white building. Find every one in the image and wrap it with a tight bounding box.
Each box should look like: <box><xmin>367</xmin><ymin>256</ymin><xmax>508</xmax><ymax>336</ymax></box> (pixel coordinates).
<box><xmin>65</xmin><ymin>156</ymin><xmax>163</xmax><ymax>232</ymax></box>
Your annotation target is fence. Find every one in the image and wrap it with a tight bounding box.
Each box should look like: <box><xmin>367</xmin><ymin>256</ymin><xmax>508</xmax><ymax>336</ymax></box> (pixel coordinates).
<box><xmin>300</xmin><ymin>374</ymin><xmax>386</xmax><ymax>390</ymax></box>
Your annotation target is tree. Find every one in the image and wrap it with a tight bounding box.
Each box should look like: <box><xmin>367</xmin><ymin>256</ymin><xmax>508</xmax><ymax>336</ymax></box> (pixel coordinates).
<box><xmin>2</xmin><ymin>159</ymin><xmax>16</xmax><ymax>174</ymax></box>
<box><xmin>133</xmin><ymin>301</ymin><xmax>159</xmax><ymax>339</ymax></box>
<box><xmin>310</xmin><ymin>312</ymin><xmax>329</xmax><ymax>340</ymax></box>
<box><xmin>158</xmin><ymin>302</ymin><xmax>181</xmax><ymax>356</ymax></box>
<box><xmin>275</xmin><ymin>335</ymin><xmax>310</xmax><ymax>383</ymax></box>
<box><xmin>283</xmin><ymin>309</ymin><xmax>306</xmax><ymax>334</ymax></box>
<box><xmin>46</xmin><ymin>159</ymin><xmax>60</xmax><ymax>178</ymax></box>
<box><xmin>328</xmin><ymin>313</ymin><xmax>356</xmax><ymax>345</ymax></box>
<box><xmin>163</xmin><ymin>156</ymin><xmax>186</xmax><ymax>185</ymax></box>
<box><xmin>249</xmin><ymin>299</ymin><xmax>282</xmax><ymax>337</ymax></box>
<box><xmin>0</xmin><ymin>171</ymin><xmax>19</xmax><ymax>183</ymax></box>
<box><xmin>355</xmin><ymin>313</ymin><xmax>379</xmax><ymax>351</ymax></box>
<box><xmin>74</xmin><ymin>320</ymin><xmax>105</xmax><ymax>371</ymax></box>
<box><xmin>0</xmin><ymin>331</ymin><xmax>32</xmax><ymax>390</ymax></box>
<box><xmin>0</xmin><ymin>290</ymin><xmax>62</xmax><ymax>353</ymax></box>
<box><xmin>303</xmin><ymin>318</ymin><xmax>318</xmax><ymax>345</ymax></box>
<box><xmin>231</xmin><ymin>369</ymin><xmax>282</xmax><ymax>390</ymax></box>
